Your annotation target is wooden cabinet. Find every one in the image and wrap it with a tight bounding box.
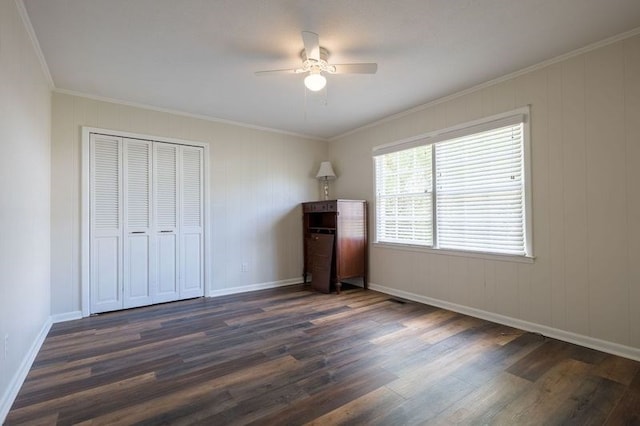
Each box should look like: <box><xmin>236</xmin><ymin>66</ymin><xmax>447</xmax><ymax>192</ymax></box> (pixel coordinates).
<box><xmin>302</xmin><ymin>200</ymin><xmax>367</xmax><ymax>294</ymax></box>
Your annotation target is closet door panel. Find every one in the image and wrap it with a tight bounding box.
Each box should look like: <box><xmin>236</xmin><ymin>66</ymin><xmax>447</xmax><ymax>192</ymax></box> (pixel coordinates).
<box><xmin>94</xmin><ymin>237</ymin><xmax>120</xmax><ymax>304</ymax></box>
<box><xmin>154</xmin><ymin>142</ymin><xmax>180</xmax><ymax>303</ymax></box>
<box><xmin>183</xmin><ymin>233</ymin><xmax>202</xmax><ymax>293</ymax></box>
<box><xmin>157</xmin><ymin>234</ymin><xmax>177</xmax><ymax>295</ymax></box>
<box><xmin>90</xmin><ymin>134</ymin><xmax>124</xmax><ymax>313</ymax></box>
<box><xmin>127</xmin><ymin>236</ymin><xmax>151</xmax><ymax>298</ymax></box>
<box><xmin>179</xmin><ymin>146</ymin><xmax>204</xmax><ymax>298</ymax></box>
<box><xmin>123</xmin><ymin>138</ymin><xmax>153</xmax><ymax>308</ymax></box>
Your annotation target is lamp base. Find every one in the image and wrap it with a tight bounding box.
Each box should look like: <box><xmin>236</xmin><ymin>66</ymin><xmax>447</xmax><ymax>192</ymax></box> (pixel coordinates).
<box><xmin>322</xmin><ymin>181</ymin><xmax>330</xmax><ymax>200</ymax></box>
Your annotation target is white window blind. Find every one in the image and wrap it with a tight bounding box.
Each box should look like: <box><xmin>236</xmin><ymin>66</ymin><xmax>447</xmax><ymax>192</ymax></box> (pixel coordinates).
<box><xmin>373</xmin><ymin>109</ymin><xmax>530</xmax><ymax>257</ymax></box>
<box><xmin>375</xmin><ymin>145</ymin><xmax>433</xmax><ymax>246</ymax></box>
<box><xmin>435</xmin><ymin>123</ymin><xmax>526</xmax><ymax>255</ymax></box>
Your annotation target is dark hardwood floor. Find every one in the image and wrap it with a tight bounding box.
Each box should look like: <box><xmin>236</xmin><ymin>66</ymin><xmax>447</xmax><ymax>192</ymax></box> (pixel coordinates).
<box><xmin>6</xmin><ymin>284</ymin><xmax>640</xmax><ymax>425</ymax></box>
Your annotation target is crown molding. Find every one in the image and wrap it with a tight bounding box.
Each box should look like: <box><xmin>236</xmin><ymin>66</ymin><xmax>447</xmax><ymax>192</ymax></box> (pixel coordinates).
<box><xmin>329</xmin><ymin>25</ymin><xmax>640</xmax><ymax>142</ymax></box>
<box><xmin>14</xmin><ymin>0</ymin><xmax>54</xmax><ymax>89</ymax></box>
<box><xmin>17</xmin><ymin>0</ymin><xmax>321</xmax><ymax>140</ymax></box>
<box><xmin>53</xmin><ymin>88</ymin><xmax>327</xmax><ymax>142</ymax></box>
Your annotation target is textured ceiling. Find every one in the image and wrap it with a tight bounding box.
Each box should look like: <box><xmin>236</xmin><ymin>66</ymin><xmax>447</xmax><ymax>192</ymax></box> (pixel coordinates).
<box><xmin>23</xmin><ymin>0</ymin><xmax>640</xmax><ymax>139</ymax></box>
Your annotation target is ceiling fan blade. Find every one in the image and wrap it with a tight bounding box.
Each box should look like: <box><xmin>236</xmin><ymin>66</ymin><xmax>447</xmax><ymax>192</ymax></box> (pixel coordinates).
<box><xmin>332</xmin><ymin>63</ymin><xmax>378</xmax><ymax>74</ymax></box>
<box><xmin>302</xmin><ymin>31</ymin><xmax>320</xmax><ymax>61</ymax></box>
<box><xmin>254</xmin><ymin>68</ymin><xmax>298</xmax><ymax>76</ymax></box>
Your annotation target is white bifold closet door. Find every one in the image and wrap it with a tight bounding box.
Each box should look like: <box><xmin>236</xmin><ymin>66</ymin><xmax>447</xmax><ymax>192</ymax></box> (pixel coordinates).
<box><xmin>153</xmin><ymin>142</ymin><xmax>180</xmax><ymax>303</ymax></box>
<box><xmin>89</xmin><ymin>134</ymin><xmax>204</xmax><ymax>314</ymax></box>
<box><xmin>179</xmin><ymin>146</ymin><xmax>205</xmax><ymax>299</ymax></box>
<box><xmin>123</xmin><ymin>138</ymin><xmax>153</xmax><ymax>309</ymax></box>
<box><xmin>90</xmin><ymin>134</ymin><xmax>124</xmax><ymax>313</ymax></box>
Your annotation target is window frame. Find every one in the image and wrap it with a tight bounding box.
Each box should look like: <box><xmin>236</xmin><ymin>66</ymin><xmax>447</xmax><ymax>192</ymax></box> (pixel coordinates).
<box><xmin>372</xmin><ymin>107</ymin><xmax>534</xmax><ymax>262</ymax></box>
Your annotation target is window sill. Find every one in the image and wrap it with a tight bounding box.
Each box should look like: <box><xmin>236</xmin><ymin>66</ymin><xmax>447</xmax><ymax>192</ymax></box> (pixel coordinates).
<box><xmin>372</xmin><ymin>242</ymin><xmax>535</xmax><ymax>264</ymax></box>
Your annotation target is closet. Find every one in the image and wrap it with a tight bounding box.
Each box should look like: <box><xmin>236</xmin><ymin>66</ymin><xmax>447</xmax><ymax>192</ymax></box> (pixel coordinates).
<box><xmin>88</xmin><ymin>133</ymin><xmax>204</xmax><ymax>314</ymax></box>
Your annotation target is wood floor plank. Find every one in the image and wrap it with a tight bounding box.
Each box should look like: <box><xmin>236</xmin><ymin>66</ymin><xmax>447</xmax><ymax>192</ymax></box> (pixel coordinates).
<box><xmin>304</xmin><ymin>386</ymin><xmax>405</xmax><ymax>426</ymax></box>
<box><xmin>492</xmin><ymin>358</ymin><xmax>592</xmax><ymax>425</ymax></box>
<box><xmin>593</xmin><ymin>354</ymin><xmax>640</xmax><ymax>386</ymax></box>
<box><xmin>15</xmin><ymin>355</ymin><xmax>182</xmax><ymax>409</ymax></box>
<box><xmin>308</xmin><ymin>299</ymin><xmax>395</xmax><ymax>325</ymax></box>
<box><xmin>371</xmin><ymin>373</ymin><xmax>477</xmax><ymax>425</ymax></box>
<box><xmin>549</xmin><ymin>375</ymin><xmax>626</xmax><ymax>425</ymax></box>
<box><xmin>507</xmin><ymin>337</ymin><xmax>578</xmax><ymax>381</ymax></box>
<box><xmin>72</xmin><ymin>356</ymin><xmax>300</xmax><ymax>425</ymax></box>
<box><xmin>25</xmin><ymin>331</ymin><xmax>208</xmax><ymax>380</ymax></box>
<box><xmin>194</xmin><ymin>381</ymin><xmax>310</xmax><ymax>425</ymax></box>
<box><xmin>419</xmin><ymin>315</ymin><xmax>486</xmax><ymax>344</ymax></box>
<box><xmin>438</xmin><ymin>372</ymin><xmax>533</xmax><ymax>424</ymax></box>
<box><xmin>246</xmin><ymin>364</ymin><xmax>398</xmax><ymax>425</ymax></box>
<box><xmin>5</xmin><ymin>284</ymin><xmax>640</xmax><ymax>425</ymax></box>
<box><xmin>18</xmin><ymin>367</ymin><xmax>92</xmax><ymax>394</ymax></box>
<box><xmin>605</xmin><ymin>389</ymin><xmax>640</xmax><ymax>425</ymax></box>
<box><xmin>6</xmin><ymin>373</ymin><xmax>156</xmax><ymax>424</ymax></box>
<box><xmin>631</xmin><ymin>368</ymin><xmax>640</xmax><ymax>392</ymax></box>
<box><xmin>386</xmin><ymin>324</ymin><xmax>509</xmax><ymax>398</ymax></box>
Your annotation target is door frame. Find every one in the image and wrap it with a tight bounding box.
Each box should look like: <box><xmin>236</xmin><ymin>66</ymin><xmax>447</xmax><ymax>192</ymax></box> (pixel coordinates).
<box><xmin>81</xmin><ymin>126</ymin><xmax>211</xmax><ymax>317</ymax></box>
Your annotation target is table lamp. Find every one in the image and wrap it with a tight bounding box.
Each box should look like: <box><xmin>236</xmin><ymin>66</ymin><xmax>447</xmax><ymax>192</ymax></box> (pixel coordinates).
<box><xmin>316</xmin><ymin>161</ymin><xmax>336</xmax><ymax>200</ymax></box>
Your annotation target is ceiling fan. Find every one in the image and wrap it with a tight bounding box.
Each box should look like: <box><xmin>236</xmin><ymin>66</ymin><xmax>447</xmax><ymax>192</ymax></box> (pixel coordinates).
<box><xmin>255</xmin><ymin>31</ymin><xmax>377</xmax><ymax>92</ymax></box>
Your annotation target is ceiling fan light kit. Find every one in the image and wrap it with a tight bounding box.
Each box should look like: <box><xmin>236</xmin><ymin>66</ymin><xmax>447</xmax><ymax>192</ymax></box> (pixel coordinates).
<box><xmin>255</xmin><ymin>31</ymin><xmax>377</xmax><ymax>93</ymax></box>
<box><xmin>304</xmin><ymin>70</ymin><xmax>326</xmax><ymax>91</ymax></box>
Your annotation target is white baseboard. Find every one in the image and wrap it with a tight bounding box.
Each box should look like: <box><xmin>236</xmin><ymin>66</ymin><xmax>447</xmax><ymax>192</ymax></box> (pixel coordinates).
<box><xmin>0</xmin><ymin>317</ymin><xmax>52</xmax><ymax>423</ymax></box>
<box><xmin>208</xmin><ymin>278</ymin><xmax>301</xmax><ymax>298</ymax></box>
<box><xmin>51</xmin><ymin>311</ymin><xmax>82</xmax><ymax>323</ymax></box>
<box><xmin>369</xmin><ymin>282</ymin><xmax>640</xmax><ymax>362</ymax></box>
<box><xmin>51</xmin><ymin>280</ymin><xmax>305</xmax><ymax>320</ymax></box>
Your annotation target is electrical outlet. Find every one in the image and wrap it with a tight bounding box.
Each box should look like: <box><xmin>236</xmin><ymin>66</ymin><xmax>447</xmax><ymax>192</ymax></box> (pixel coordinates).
<box><xmin>241</xmin><ymin>262</ymin><xmax>248</xmax><ymax>272</ymax></box>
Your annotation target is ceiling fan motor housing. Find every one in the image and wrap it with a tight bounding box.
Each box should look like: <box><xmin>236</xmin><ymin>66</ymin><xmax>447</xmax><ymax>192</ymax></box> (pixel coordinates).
<box><xmin>300</xmin><ymin>46</ymin><xmax>330</xmax><ymax>62</ymax></box>
<box><xmin>299</xmin><ymin>47</ymin><xmax>336</xmax><ymax>74</ymax></box>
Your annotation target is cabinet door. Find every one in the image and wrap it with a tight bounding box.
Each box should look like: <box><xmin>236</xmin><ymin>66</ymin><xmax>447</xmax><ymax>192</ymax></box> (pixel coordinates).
<box><xmin>179</xmin><ymin>146</ymin><xmax>204</xmax><ymax>299</ymax></box>
<box><xmin>123</xmin><ymin>138</ymin><xmax>153</xmax><ymax>309</ymax></box>
<box><xmin>336</xmin><ymin>201</ymin><xmax>366</xmax><ymax>279</ymax></box>
<box><xmin>308</xmin><ymin>233</ymin><xmax>334</xmax><ymax>293</ymax></box>
<box><xmin>90</xmin><ymin>134</ymin><xmax>124</xmax><ymax>313</ymax></box>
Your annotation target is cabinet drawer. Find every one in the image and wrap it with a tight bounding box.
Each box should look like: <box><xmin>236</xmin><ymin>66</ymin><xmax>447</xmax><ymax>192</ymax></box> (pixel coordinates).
<box><xmin>303</xmin><ymin>200</ymin><xmax>337</xmax><ymax>213</ymax></box>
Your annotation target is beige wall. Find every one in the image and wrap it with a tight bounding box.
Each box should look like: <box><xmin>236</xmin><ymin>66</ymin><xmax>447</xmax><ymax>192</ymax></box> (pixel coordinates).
<box><xmin>0</xmin><ymin>0</ymin><xmax>52</xmax><ymax>416</ymax></box>
<box><xmin>329</xmin><ymin>35</ymin><xmax>640</xmax><ymax>352</ymax></box>
<box><xmin>50</xmin><ymin>92</ymin><xmax>328</xmax><ymax>315</ymax></box>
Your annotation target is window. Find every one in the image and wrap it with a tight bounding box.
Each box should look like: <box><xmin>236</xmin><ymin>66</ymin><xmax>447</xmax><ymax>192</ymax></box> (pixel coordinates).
<box><xmin>375</xmin><ymin>145</ymin><xmax>433</xmax><ymax>246</ymax></box>
<box><xmin>373</xmin><ymin>109</ymin><xmax>531</xmax><ymax>257</ymax></box>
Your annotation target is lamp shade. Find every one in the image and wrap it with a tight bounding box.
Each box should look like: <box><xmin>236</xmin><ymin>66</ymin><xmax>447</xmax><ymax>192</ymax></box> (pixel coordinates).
<box><xmin>316</xmin><ymin>161</ymin><xmax>336</xmax><ymax>180</ymax></box>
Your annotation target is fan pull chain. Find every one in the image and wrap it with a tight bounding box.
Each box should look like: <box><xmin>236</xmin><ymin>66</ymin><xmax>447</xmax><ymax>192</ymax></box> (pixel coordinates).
<box><xmin>303</xmin><ymin>83</ymin><xmax>329</xmax><ymax>121</ymax></box>
<box><xmin>304</xmin><ymin>86</ymin><xmax>308</xmax><ymax>120</ymax></box>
